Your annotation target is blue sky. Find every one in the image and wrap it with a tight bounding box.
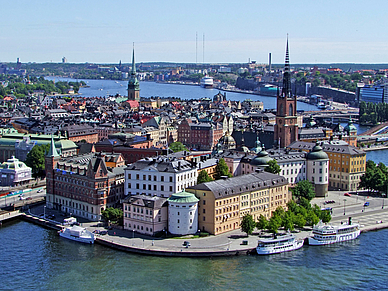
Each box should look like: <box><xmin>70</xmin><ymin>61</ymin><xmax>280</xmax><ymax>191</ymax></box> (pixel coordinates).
<box><xmin>1</xmin><ymin>0</ymin><xmax>388</xmax><ymax>64</ymax></box>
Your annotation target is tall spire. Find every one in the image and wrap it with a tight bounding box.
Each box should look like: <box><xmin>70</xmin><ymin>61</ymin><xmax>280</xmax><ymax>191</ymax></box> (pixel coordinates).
<box><xmin>47</xmin><ymin>135</ymin><xmax>59</xmax><ymax>157</ymax></box>
<box><xmin>282</xmin><ymin>34</ymin><xmax>292</xmax><ymax>98</ymax></box>
<box><xmin>131</xmin><ymin>42</ymin><xmax>136</xmax><ymax>75</ymax></box>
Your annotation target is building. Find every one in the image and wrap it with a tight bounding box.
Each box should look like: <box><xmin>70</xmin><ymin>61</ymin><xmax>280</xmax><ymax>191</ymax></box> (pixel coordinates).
<box><xmin>62</xmin><ymin>124</ymin><xmax>99</xmax><ymax>144</ymax></box>
<box><xmin>45</xmin><ymin>137</ymin><xmax>126</xmax><ymax>221</ymax></box>
<box><xmin>186</xmin><ymin>171</ymin><xmax>290</xmax><ymax>235</ymax></box>
<box><xmin>123</xmin><ymin>194</ymin><xmax>168</xmax><ymax>236</ymax></box>
<box><xmin>0</xmin><ymin>156</ymin><xmax>32</xmax><ymax>186</ymax></box>
<box><xmin>274</xmin><ymin>38</ymin><xmax>298</xmax><ymax>148</ymax></box>
<box><xmin>357</xmin><ymin>83</ymin><xmax>388</xmax><ymax>104</ymax></box>
<box><xmin>288</xmin><ymin>140</ymin><xmax>366</xmax><ymax>191</ymax></box>
<box><xmin>128</xmin><ymin>46</ymin><xmax>140</xmax><ymax>101</ymax></box>
<box><xmin>167</xmin><ymin>191</ymin><xmax>199</xmax><ymax>235</ymax></box>
<box><xmin>124</xmin><ymin>156</ymin><xmax>198</xmax><ymax>198</ymax></box>
<box><xmin>177</xmin><ymin>119</ymin><xmax>223</xmax><ymax>151</ymax></box>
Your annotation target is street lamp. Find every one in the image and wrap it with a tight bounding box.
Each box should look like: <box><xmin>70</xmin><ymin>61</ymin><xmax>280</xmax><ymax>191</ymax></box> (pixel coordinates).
<box><xmin>343</xmin><ymin>199</ymin><xmax>346</xmax><ymax>215</ymax></box>
<box><xmin>132</xmin><ymin>229</ymin><xmax>135</xmax><ymax>238</ymax></box>
<box><xmin>44</xmin><ymin>206</ymin><xmax>46</xmax><ymax>219</ymax></box>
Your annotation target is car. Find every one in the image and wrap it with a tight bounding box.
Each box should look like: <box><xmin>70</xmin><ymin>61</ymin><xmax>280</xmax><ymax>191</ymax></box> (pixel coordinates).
<box><xmin>19</xmin><ymin>197</ymin><xmax>25</xmax><ymax>200</ymax></box>
<box><xmin>344</xmin><ymin>193</ymin><xmax>352</xmax><ymax>197</ymax></box>
<box><xmin>26</xmin><ymin>197</ymin><xmax>32</xmax><ymax>200</ymax></box>
<box><xmin>37</xmin><ymin>189</ymin><xmax>44</xmax><ymax>193</ymax></box>
<box><xmin>100</xmin><ymin>230</ymin><xmax>108</xmax><ymax>235</ymax></box>
<box><xmin>39</xmin><ymin>214</ymin><xmax>45</xmax><ymax>218</ymax></box>
<box><xmin>364</xmin><ymin>202</ymin><xmax>370</xmax><ymax>207</ymax></box>
<box><xmin>183</xmin><ymin>241</ymin><xmax>191</xmax><ymax>247</ymax></box>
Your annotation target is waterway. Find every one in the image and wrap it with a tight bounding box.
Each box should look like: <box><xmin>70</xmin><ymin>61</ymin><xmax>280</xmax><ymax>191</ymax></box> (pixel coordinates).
<box><xmin>46</xmin><ymin>77</ymin><xmax>319</xmax><ymax>111</ymax></box>
<box><xmin>0</xmin><ymin>219</ymin><xmax>387</xmax><ymax>291</ymax></box>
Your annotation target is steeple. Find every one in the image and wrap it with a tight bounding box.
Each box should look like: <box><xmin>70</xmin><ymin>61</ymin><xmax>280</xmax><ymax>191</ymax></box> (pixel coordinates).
<box><xmin>281</xmin><ymin>34</ymin><xmax>292</xmax><ymax>98</ymax></box>
<box><xmin>47</xmin><ymin>135</ymin><xmax>59</xmax><ymax>157</ymax></box>
<box><xmin>128</xmin><ymin>43</ymin><xmax>140</xmax><ymax>101</ymax></box>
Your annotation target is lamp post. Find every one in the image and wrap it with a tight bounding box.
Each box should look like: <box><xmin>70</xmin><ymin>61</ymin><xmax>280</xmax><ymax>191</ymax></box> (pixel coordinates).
<box><xmin>343</xmin><ymin>199</ymin><xmax>346</xmax><ymax>215</ymax></box>
<box><xmin>44</xmin><ymin>206</ymin><xmax>46</xmax><ymax>219</ymax></box>
<box><xmin>132</xmin><ymin>229</ymin><xmax>135</xmax><ymax>238</ymax></box>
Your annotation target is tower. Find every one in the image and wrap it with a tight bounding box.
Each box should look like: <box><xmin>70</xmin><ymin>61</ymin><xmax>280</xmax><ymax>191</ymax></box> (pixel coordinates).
<box><xmin>274</xmin><ymin>36</ymin><xmax>298</xmax><ymax>148</ymax></box>
<box><xmin>45</xmin><ymin>136</ymin><xmax>61</xmax><ymax>210</ymax></box>
<box><xmin>128</xmin><ymin>44</ymin><xmax>140</xmax><ymax>101</ymax></box>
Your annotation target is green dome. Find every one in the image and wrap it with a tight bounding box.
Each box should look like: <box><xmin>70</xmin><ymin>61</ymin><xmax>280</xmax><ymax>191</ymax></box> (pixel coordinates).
<box><xmin>250</xmin><ymin>148</ymin><xmax>273</xmax><ymax>166</ymax></box>
<box><xmin>344</xmin><ymin>120</ymin><xmax>357</xmax><ymax>132</ymax></box>
<box><xmin>307</xmin><ymin>142</ymin><xmax>328</xmax><ymax>160</ymax></box>
<box><xmin>167</xmin><ymin>191</ymin><xmax>199</xmax><ymax>204</ymax></box>
<box><xmin>250</xmin><ymin>137</ymin><xmax>262</xmax><ymax>153</ymax></box>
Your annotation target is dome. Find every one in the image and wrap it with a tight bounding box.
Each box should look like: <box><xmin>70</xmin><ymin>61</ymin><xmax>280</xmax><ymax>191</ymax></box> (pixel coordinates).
<box><xmin>344</xmin><ymin>119</ymin><xmax>357</xmax><ymax>133</ymax></box>
<box><xmin>167</xmin><ymin>191</ymin><xmax>199</xmax><ymax>204</ymax></box>
<box><xmin>250</xmin><ymin>147</ymin><xmax>273</xmax><ymax>166</ymax></box>
<box><xmin>307</xmin><ymin>142</ymin><xmax>328</xmax><ymax>160</ymax></box>
<box><xmin>218</xmin><ymin>132</ymin><xmax>236</xmax><ymax>150</ymax></box>
<box><xmin>306</xmin><ymin>115</ymin><xmax>316</xmax><ymax>128</ymax></box>
<box><xmin>250</xmin><ymin>137</ymin><xmax>262</xmax><ymax>153</ymax></box>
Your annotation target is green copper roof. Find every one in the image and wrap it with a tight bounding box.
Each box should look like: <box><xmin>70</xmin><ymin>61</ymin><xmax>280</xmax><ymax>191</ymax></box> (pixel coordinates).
<box><xmin>47</xmin><ymin>136</ymin><xmax>60</xmax><ymax>157</ymax></box>
<box><xmin>307</xmin><ymin>142</ymin><xmax>328</xmax><ymax>160</ymax></box>
<box><xmin>167</xmin><ymin>191</ymin><xmax>199</xmax><ymax>204</ymax></box>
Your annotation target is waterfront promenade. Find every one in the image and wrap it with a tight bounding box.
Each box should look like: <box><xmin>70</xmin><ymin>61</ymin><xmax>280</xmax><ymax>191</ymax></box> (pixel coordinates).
<box><xmin>3</xmin><ymin>190</ymin><xmax>388</xmax><ymax>257</ymax></box>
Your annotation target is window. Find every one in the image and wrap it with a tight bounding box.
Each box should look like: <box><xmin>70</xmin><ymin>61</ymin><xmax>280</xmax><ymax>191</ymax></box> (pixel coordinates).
<box><xmin>128</xmin><ymin>174</ymin><xmax>131</xmax><ymax>179</ymax></box>
<box><xmin>136</xmin><ymin>174</ymin><xmax>139</xmax><ymax>179</ymax></box>
<box><xmin>169</xmin><ymin>176</ymin><xmax>173</xmax><ymax>182</ymax></box>
<box><xmin>203</xmin><ymin>200</ymin><xmax>206</xmax><ymax>205</ymax></box>
<box><xmin>154</xmin><ymin>185</ymin><xmax>157</xmax><ymax>191</ymax></box>
<box><xmin>161</xmin><ymin>176</ymin><xmax>164</xmax><ymax>182</ymax></box>
<box><xmin>161</xmin><ymin>185</ymin><xmax>164</xmax><ymax>191</ymax></box>
<box><xmin>136</xmin><ymin>183</ymin><xmax>139</xmax><ymax>189</ymax></box>
<box><xmin>143</xmin><ymin>175</ymin><xmax>146</xmax><ymax>180</ymax></box>
<box><xmin>203</xmin><ymin>209</ymin><xmax>206</xmax><ymax>214</ymax></box>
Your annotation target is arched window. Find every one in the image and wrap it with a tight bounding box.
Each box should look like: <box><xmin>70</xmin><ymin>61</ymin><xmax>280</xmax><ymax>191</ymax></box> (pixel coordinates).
<box><xmin>279</xmin><ymin>104</ymin><xmax>284</xmax><ymax>116</ymax></box>
<box><xmin>289</xmin><ymin>104</ymin><xmax>293</xmax><ymax>116</ymax></box>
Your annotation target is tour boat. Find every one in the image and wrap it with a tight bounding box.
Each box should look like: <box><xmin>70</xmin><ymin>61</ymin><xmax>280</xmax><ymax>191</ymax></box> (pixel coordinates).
<box><xmin>256</xmin><ymin>233</ymin><xmax>304</xmax><ymax>255</ymax></box>
<box><xmin>200</xmin><ymin>76</ymin><xmax>214</xmax><ymax>88</ymax></box>
<box><xmin>308</xmin><ymin>220</ymin><xmax>360</xmax><ymax>246</ymax></box>
<box><xmin>59</xmin><ymin>225</ymin><xmax>95</xmax><ymax>244</ymax></box>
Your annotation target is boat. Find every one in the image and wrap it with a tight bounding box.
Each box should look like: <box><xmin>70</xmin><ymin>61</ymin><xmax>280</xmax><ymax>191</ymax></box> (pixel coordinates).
<box><xmin>256</xmin><ymin>233</ymin><xmax>304</xmax><ymax>255</ymax></box>
<box><xmin>200</xmin><ymin>76</ymin><xmax>214</xmax><ymax>88</ymax></box>
<box><xmin>59</xmin><ymin>225</ymin><xmax>95</xmax><ymax>244</ymax></box>
<box><xmin>317</xmin><ymin>102</ymin><xmax>327</xmax><ymax>109</ymax></box>
<box><xmin>308</xmin><ymin>219</ymin><xmax>360</xmax><ymax>246</ymax></box>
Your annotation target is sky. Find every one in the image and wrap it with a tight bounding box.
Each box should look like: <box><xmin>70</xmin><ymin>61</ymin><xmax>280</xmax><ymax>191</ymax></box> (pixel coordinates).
<box><xmin>1</xmin><ymin>0</ymin><xmax>388</xmax><ymax>64</ymax></box>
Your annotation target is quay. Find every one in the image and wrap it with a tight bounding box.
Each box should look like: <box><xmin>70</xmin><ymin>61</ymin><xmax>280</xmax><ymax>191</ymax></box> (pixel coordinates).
<box><xmin>2</xmin><ymin>191</ymin><xmax>388</xmax><ymax>257</ymax></box>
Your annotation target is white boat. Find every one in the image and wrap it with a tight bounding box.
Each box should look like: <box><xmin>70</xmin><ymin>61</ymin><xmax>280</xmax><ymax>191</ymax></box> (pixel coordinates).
<box><xmin>59</xmin><ymin>225</ymin><xmax>95</xmax><ymax>244</ymax></box>
<box><xmin>200</xmin><ymin>76</ymin><xmax>214</xmax><ymax>88</ymax></box>
<box><xmin>256</xmin><ymin>233</ymin><xmax>304</xmax><ymax>255</ymax></box>
<box><xmin>308</xmin><ymin>220</ymin><xmax>360</xmax><ymax>246</ymax></box>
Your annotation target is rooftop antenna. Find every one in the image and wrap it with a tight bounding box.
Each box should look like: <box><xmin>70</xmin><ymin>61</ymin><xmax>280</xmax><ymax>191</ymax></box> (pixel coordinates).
<box><xmin>203</xmin><ymin>33</ymin><xmax>205</xmax><ymax>64</ymax></box>
<box><xmin>196</xmin><ymin>32</ymin><xmax>198</xmax><ymax>64</ymax></box>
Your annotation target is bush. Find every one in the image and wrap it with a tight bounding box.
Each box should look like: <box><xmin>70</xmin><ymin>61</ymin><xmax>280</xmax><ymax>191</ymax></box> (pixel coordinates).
<box><xmin>199</xmin><ymin>232</ymin><xmax>209</xmax><ymax>237</ymax></box>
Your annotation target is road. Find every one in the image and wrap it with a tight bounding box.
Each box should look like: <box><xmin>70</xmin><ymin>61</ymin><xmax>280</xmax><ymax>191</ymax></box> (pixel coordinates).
<box><xmin>0</xmin><ymin>187</ymin><xmax>46</xmax><ymax>208</ymax></box>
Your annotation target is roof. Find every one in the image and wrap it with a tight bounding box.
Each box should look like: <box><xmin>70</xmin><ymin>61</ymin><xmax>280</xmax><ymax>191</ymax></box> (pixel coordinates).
<box><xmin>188</xmin><ymin>172</ymin><xmax>287</xmax><ymax>199</ymax></box>
<box><xmin>306</xmin><ymin>143</ymin><xmax>329</xmax><ymax>160</ymax></box>
<box><xmin>167</xmin><ymin>191</ymin><xmax>199</xmax><ymax>204</ymax></box>
<box><xmin>288</xmin><ymin>141</ymin><xmax>366</xmax><ymax>156</ymax></box>
<box><xmin>123</xmin><ymin>194</ymin><xmax>167</xmax><ymax>209</ymax></box>
<box><xmin>126</xmin><ymin>156</ymin><xmax>195</xmax><ymax>173</ymax></box>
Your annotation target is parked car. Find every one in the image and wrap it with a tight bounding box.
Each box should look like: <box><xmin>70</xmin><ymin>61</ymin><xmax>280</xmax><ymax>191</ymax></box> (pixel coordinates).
<box><xmin>183</xmin><ymin>241</ymin><xmax>191</xmax><ymax>247</ymax></box>
<box><xmin>26</xmin><ymin>197</ymin><xmax>32</xmax><ymax>200</ymax></box>
<box><xmin>37</xmin><ymin>189</ymin><xmax>44</xmax><ymax>193</ymax></box>
<box><xmin>344</xmin><ymin>193</ymin><xmax>352</xmax><ymax>197</ymax></box>
<box><xmin>364</xmin><ymin>202</ymin><xmax>370</xmax><ymax>207</ymax></box>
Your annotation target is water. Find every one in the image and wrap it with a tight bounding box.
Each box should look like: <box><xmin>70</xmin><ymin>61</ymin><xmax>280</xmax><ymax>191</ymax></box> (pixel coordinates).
<box><xmin>0</xmin><ymin>220</ymin><xmax>387</xmax><ymax>291</ymax></box>
<box><xmin>46</xmin><ymin>77</ymin><xmax>318</xmax><ymax>111</ymax></box>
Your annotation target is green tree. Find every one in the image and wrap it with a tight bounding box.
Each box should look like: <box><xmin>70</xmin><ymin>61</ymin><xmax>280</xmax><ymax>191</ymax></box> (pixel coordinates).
<box><xmin>197</xmin><ymin>170</ymin><xmax>214</xmax><ymax>184</ymax></box>
<box><xmin>294</xmin><ymin>213</ymin><xmax>306</xmax><ymax>228</ymax></box>
<box><xmin>321</xmin><ymin>210</ymin><xmax>332</xmax><ymax>223</ymax></box>
<box><xmin>282</xmin><ymin>211</ymin><xmax>295</xmax><ymax>232</ymax></box>
<box><xmin>240</xmin><ymin>214</ymin><xmax>256</xmax><ymax>236</ymax></box>
<box><xmin>215</xmin><ymin>158</ymin><xmax>233</xmax><ymax>179</ymax></box>
<box><xmin>306</xmin><ymin>210</ymin><xmax>320</xmax><ymax>226</ymax></box>
<box><xmin>267</xmin><ymin>215</ymin><xmax>282</xmax><ymax>233</ymax></box>
<box><xmin>101</xmin><ymin>207</ymin><xmax>123</xmax><ymax>226</ymax></box>
<box><xmin>169</xmin><ymin>142</ymin><xmax>188</xmax><ymax>153</ymax></box>
<box><xmin>25</xmin><ymin>144</ymin><xmax>50</xmax><ymax>178</ymax></box>
<box><xmin>292</xmin><ymin>180</ymin><xmax>316</xmax><ymax>201</ymax></box>
<box><xmin>256</xmin><ymin>214</ymin><xmax>268</xmax><ymax>230</ymax></box>
<box><xmin>265</xmin><ymin>159</ymin><xmax>281</xmax><ymax>174</ymax></box>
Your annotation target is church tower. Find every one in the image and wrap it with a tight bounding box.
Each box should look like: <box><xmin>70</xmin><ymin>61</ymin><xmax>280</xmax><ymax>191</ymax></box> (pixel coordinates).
<box><xmin>274</xmin><ymin>36</ymin><xmax>298</xmax><ymax>148</ymax></box>
<box><xmin>128</xmin><ymin>44</ymin><xmax>140</xmax><ymax>101</ymax></box>
<box><xmin>45</xmin><ymin>136</ymin><xmax>61</xmax><ymax>210</ymax></box>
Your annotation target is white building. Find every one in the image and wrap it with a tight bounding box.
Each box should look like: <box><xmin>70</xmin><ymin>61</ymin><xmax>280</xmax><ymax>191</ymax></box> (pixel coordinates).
<box><xmin>124</xmin><ymin>156</ymin><xmax>198</xmax><ymax>198</ymax></box>
<box><xmin>167</xmin><ymin>191</ymin><xmax>199</xmax><ymax>235</ymax></box>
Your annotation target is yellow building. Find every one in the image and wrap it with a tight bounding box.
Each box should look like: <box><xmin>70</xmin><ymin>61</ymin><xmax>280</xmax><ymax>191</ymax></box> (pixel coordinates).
<box><xmin>186</xmin><ymin>171</ymin><xmax>290</xmax><ymax>235</ymax></box>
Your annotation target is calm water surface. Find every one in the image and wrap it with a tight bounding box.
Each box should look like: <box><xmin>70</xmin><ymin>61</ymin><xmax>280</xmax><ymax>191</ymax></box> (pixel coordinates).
<box><xmin>0</xmin><ymin>220</ymin><xmax>387</xmax><ymax>291</ymax></box>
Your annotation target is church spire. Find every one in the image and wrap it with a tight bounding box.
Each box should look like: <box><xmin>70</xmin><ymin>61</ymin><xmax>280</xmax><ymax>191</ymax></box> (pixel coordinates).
<box><xmin>47</xmin><ymin>135</ymin><xmax>59</xmax><ymax>157</ymax></box>
<box><xmin>131</xmin><ymin>43</ymin><xmax>136</xmax><ymax>75</ymax></box>
<box><xmin>128</xmin><ymin>43</ymin><xmax>140</xmax><ymax>101</ymax></box>
<box><xmin>282</xmin><ymin>34</ymin><xmax>292</xmax><ymax>98</ymax></box>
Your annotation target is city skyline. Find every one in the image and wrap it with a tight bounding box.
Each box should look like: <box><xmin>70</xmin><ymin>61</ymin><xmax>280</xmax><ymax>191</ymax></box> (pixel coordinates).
<box><xmin>2</xmin><ymin>0</ymin><xmax>388</xmax><ymax>64</ymax></box>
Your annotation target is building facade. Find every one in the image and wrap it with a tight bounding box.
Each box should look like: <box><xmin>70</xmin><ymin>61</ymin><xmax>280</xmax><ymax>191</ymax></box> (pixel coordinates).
<box><xmin>0</xmin><ymin>156</ymin><xmax>32</xmax><ymax>186</ymax></box>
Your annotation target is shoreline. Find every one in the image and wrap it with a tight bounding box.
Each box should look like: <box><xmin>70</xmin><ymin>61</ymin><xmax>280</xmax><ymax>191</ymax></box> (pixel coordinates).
<box><xmin>1</xmin><ymin>209</ymin><xmax>387</xmax><ymax>258</ymax></box>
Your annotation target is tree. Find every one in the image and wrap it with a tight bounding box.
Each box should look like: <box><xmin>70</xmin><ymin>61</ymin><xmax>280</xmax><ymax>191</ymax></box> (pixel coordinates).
<box><xmin>240</xmin><ymin>214</ymin><xmax>256</xmax><ymax>236</ymax></box>
<box><xmin>101</xmin><ymin>207</ymin><xmax>123</xmax><ymax>226</ymax></box>
<box><xmin>292</xmin><ymin>180</ymin><xmax>316</xmax><ymax>201</ymax></box>
<box><xmin>197</xmin><ymin>170</ymin><xmax>214</xmax><ymax>184</ymax></box>
<box><xmin>321</xmin><ymin>210</ymin><xmax>332</xmax><ymax>223</ymax></box>
<box><xmin>25</xmin><ymin>144</ymin><xmax>50</xmax><ymax>178</ymax></box>
<box><xmin>215</xmin><ymin>158</ymin><xmax>232</xmax><ymax>179</ymax></box>
<box><xmin>256</xmin><ymin>214</ymin><xmax>268</xmax><ymax>230</ymax></box>
<box><xmin>169</xmin><ymin>142</ymin><xmax>188</xmax><ymax>153</ymax></box>
<box><xmin>282</xmin><ymin>211</ymin><xmax>295</xmax><ymax>232</ymax></box>
<box><xmin>294</xmin><ymin>213</ymin><xmax>306</xmax><ymax>228</ymax></box>
<box><xmin>306</xmin><ymin>210</ymin><xmax>320</xmax><ymax>226</ymax></box>
<box><xmin>265</xmin><ymin>159</ymin><xmax>281</xmax><ymax>174</ymax></box>
<box><xmin>267</xmin><ymin>215</ymin><xmax>281</xmax><ymax>233</ymax></box>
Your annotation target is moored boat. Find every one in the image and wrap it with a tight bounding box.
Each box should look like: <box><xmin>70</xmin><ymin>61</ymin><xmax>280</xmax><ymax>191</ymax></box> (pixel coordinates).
<box><xmin>200</xmin><ymin>76</ymin><xmax>214</xmax><ymax>88</ymax></box>
<box><xmin>59</xmin><ymin>225</ymin><xmax>95</xmax><ymax>244</ymax></box>
<box><xmin>308</xmin><ymin>218</ymin><xmax>360</xmax><ymax>246</ymax></box>
<box><xmin>256</xmin><ymin>233</ymin><xmax>304</xmax><ymax>255</ymax></box>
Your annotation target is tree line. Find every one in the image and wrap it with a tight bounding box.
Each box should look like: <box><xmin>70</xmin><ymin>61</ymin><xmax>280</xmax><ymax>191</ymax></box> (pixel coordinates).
<box><xmin>359</xmin><ymin>101</ymin><xmax>388</xmax><ymax>125</ymax></box>
<box><xmin>359</xmin><ymin>160</ymin><xmax>388</xmax><ymax>194</ymax></box>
